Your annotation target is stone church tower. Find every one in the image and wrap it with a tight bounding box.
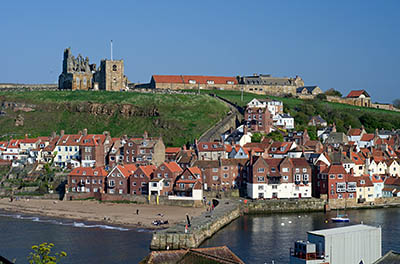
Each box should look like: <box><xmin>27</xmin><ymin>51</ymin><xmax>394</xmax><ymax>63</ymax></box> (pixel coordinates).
<box><xmin>93</xmin><ymin>60</ymin><xmax>127</xmax><ymax>91</ymax></box>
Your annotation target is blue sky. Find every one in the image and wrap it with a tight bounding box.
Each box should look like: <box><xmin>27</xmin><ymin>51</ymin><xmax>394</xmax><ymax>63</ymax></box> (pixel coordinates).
<box><xmin>1</xmin><ymin>0</ymin><xmax>399</xmax><ymax>103</ymax></box>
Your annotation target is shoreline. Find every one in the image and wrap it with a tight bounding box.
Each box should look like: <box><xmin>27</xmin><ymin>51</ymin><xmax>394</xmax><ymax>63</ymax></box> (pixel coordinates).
<box><xmin>0</xmin><ymin>198</ymin><xmax>205</xmax><ymax>230</ymax></box>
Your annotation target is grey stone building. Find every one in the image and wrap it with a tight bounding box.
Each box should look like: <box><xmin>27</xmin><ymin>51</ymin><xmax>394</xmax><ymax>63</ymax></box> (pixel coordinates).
<box><xmin>58</xmin><ymin>48</ymin><xmax>128</xmax><ymax>91</ymax></box>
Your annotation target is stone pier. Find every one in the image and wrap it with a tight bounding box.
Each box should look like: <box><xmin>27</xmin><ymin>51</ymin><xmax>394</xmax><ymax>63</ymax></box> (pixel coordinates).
<box><xmin>150</xmin><ymin>200</ymin><xmax>240</xmax><ymax>250</ymax></box>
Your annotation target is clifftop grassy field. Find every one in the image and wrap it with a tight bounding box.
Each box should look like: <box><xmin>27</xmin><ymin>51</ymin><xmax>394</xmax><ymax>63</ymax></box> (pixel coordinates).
<box><xmin>0</xmin><ymin>91</ymin><xmax>229</xmax><ymax>146</ymax></box>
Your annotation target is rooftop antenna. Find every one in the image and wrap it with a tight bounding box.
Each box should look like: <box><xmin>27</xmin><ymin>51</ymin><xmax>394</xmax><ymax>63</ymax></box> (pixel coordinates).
<box><xmin>110</xmin><ymin>40</ymin><xmax>113</xmax><ymax>61</ymax></box>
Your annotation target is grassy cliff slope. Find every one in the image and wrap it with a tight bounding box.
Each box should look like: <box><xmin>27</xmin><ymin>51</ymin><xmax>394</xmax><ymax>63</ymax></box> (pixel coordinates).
<box><xmin>199</xmin><ymin>89</ymin><xmax>400</xmax><ymax>134</ymax></box>
<box><xmin>0</xmin><ymin>91</ymin><xmax>229</xmax><ymax>146</ymax></box>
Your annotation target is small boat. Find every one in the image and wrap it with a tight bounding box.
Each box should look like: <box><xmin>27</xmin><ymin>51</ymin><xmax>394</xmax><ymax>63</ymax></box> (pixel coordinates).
<box><xmin>331</xmin><ymin>215</ymin><xmax>350</xmax><ymax>222</ymax></box>
<box><xmin>331</xmin><ymin>209</ymin><xmax>350</xmax><ymax>222</ymax></box>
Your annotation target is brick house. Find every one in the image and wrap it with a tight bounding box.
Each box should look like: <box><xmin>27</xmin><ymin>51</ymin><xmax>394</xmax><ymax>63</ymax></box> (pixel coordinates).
<box><xmin>244</xmin><ymin>106</ymin><xmax>273</xmax><ymax>134</ymax></box>
<box><xmin>173</xmin><ymin>167</ymin><xmax>202</xmax><ymax>196</ymax></box>
<box><xmin>106</xmin><ymin>164</ymin><xmax>137</xmax><ymax>194</ymax></box>
<box><xmin>316</xmin><ymin>163</ymin><xmax>353</xmax><ymax>200</ymax></box>
<box><xmin>108</xmin><ymin>132</ymin><xmax>165</xmax><ymax>167</ymax></box>
<box><xmin>80</xmin><ymin>132</ymin><xmax>112</xmax><ymax>168</ymax></box>
<box><xmin>68</xmin><ymin>167</ymin><xmax>108</xmax><ymax>194</ymax></box>
<box><xmin>193</xmin><ymin>159</ymin><xmax>247</xmax><ymax>191</ymax></box>
<box><xmin>152</xmin><ymin>161</ymin><xmax>183</xmax><ymax>195</ymax></box>
<box><xmin>129</xmin><ymin>165</ymin><xmax>156</xmax><ymax>195</ymax></box>
<box><xmin>196</xmin><ymin>141</ymin><xmax>227</xmax><ymax>161</ymax></box>
<box><xmin>165</xmin><ymin>147</ymin><xmax>181</xmax><ymax>162</ymax></box>
<box><xmin>176</xmin><ymin>149</ymin><xmax>197</xmax><ymax>169</ymax></box>
<box><xmin>246</xmin><ymin>156</ymin><xmax>312</xmax><ymax>199</ymax></box>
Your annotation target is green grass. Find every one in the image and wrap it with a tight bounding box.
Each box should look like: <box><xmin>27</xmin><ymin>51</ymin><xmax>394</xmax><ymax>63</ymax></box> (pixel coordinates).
<box><xmin>197</xmin><ymin>89</ymin><xmax>400</xmax><ymax>133</ymax></box>
<box><xmin>0</xmin><ymin>91</ymin><xmax>229</xmax><ymax>146</ymax></box>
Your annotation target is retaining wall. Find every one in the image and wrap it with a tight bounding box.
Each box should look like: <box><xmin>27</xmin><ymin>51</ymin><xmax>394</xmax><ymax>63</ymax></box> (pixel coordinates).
<box><xmin>242</xmin><ymin>198</ymin><xmax>325</xmax><ymax>214</ymax></box>
<box><xmin>150</xmin><ymin>201</ymin><xmax>241</xmax><ymax>250</ymax></box>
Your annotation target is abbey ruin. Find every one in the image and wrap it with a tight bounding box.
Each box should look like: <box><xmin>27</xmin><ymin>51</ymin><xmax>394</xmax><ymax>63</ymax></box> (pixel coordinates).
<box><xmin>58</xmin><ymin>48</ymin><xmax>128</xmax><ymax>91</ymax></box>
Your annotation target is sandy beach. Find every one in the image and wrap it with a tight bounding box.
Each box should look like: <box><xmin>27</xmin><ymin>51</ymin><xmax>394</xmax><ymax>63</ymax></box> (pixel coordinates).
<box><xmin>0</xmin><ymin>198</ymin><xmax>205</xmax><ymax>229</ymax></box>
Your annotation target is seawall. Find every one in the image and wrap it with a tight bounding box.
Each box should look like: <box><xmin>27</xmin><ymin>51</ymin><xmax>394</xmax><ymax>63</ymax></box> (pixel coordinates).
<box><xmin>150</xmin><ymin>200</ymin><xmax>240</xmax><ymax>250</ymax></box>
<box><xmin>0</xmin><ymin>83</ymin><xmax>57</xmax><ymax>91</ymax></box>
<box><xmin>150</xmin><ymin>198</ymin><xmax>325</xmax><ymax>250</ymax></box>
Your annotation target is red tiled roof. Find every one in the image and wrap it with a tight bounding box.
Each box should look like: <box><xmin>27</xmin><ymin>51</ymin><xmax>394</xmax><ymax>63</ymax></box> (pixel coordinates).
<box><xmin>164</xmin><ymin>161</ymin><xmax>183</xmax><ymax>173</ymax></box>
<box><xmin>197</xmin><ymin>142</ymin><xmax>225</xmax><ymax>152</ymax></box>
<box><xmin>20</xmin><ymin>138</ymin><xmax>39</xmax><ymax>144</ymax></box>
<box><xmin>70</xmin><ymin>167</ymin><xmax>107</xmax><ymax>177</ymax></box>
<box><xmin>348</xmin><ymin>128</ymin><xmax>362</xmax><ymax>136</ymax></box>
<box><xmin>152</xmin><ymin>75</ymin><xmax>184</xmax><ymax>83</ymax></box>
<box><xmin>137</xmin><ymin>165</ymin><xmax>157</xmax><ymax>178</ymax></box>
<box><xmin>346</xmin><ymin>90</ymin><xmax>370</xmax><ymax>98</ymax></box>
<box><xmin>361</xmin><ymin>134</ymin><xmax>375</xmax><ymax>141</ymax></box>
<box><xmin>322</xmin><ymin>164</ymin><xmax>347</xmax><ymax>174</ymax></box>
<box><xmin>165</xmin><ymin>147</ymin><xmax>181</xmax><ymax>154</ymax></box>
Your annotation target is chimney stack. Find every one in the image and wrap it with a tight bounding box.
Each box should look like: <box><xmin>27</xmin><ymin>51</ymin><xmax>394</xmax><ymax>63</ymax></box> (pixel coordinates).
<box><xmin>83</xmin><ymin>128</ymin><xmax>88</xmax><ymax>136</ymax></box>
<box><xmin>60</xmin><ymin>130</ymin><xmax>65</xmax><ymax>137</ymax></box>
<box><xmin>143</xmin><ymin>131</ymin><xmax>148</xmax><ymax>139</ymax></box>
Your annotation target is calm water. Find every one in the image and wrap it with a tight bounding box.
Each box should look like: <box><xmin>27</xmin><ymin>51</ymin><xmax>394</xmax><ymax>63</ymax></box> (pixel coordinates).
<box><xmin>0</xmin><ymin>211</ymin><xmax>152</xmax><ymax>264</ymax></box>
<box><xmin>201</xmin><ymin>208</ymin><xmax>400</xmax><ymax>263</ymax></box>
<box><xmin>1</xmin><ymin>208</ymin><xmax>400</xmax><ymax>264</ymax></box>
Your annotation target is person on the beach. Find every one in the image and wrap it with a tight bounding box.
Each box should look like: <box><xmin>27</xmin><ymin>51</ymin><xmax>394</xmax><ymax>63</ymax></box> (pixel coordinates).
<box><xmin>136</xmin><ymin>209</ymin><xmax>139</xmax><ymax>215</ymax></box>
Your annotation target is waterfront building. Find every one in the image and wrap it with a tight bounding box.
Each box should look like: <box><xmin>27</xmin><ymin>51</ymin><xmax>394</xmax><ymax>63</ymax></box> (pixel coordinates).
<box><xmin>105</xmin><ymin>164</ymin><xmax>137</xmax><ymax>194</ymax></box>
<box><xmin>290</xmin><ymin>224</ymin><xmax>381</xmax><ymax>264</ymax></box>
<box><xmin>129</xmin><ymin>165</ymin><xmax>156</xmax><ymax>195</ymax></box>
<box><xmin>152</xmin><ymin>161</ymin><xmax>183</xmax><ymax>195</ymax></box>
<box><xmin>246</xmin><ymin>157</ymin><xmax>312</xmax><ymax>199</ymax></box>
<box><xmin>68</xmin><ymin>167</ymin><xmax>108</xmax><ymax>193</ymax></box>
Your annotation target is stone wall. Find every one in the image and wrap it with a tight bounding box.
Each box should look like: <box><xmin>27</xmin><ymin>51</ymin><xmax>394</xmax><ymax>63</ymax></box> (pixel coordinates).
<box><xmin>150</xmin><ymin>200</ymin><xmax>241</xmax><ymax>250</ymax></box>
<box><xmin>0</xmin><ymin>83</ymin><xmax>57</xmax><ymax>91</ymax></box>
<box><xmin>242</xmin><ymin>198</ymin><xmax>325</xmax><ymax>214</ymax></box>
<box><xmin>327</xmin><ymin>196</ymin><xmax>400</xmax><ymax>210</ymax></box>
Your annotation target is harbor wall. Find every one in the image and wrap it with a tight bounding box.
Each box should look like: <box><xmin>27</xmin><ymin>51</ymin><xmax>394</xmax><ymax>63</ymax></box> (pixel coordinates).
<box><xmin>150</xmin><ymin>201</ymin><xmax>240</xmax><ymax>250</ymax></box>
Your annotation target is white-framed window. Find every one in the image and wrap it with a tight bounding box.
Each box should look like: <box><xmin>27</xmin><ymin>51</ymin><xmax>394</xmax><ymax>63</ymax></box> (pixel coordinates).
<box><xmin>283</xmin><ymin>176</ymin><xmax>288</xmax><ymax>181</ymax></box>
<box><xmin>257</xmin><ymin>176</ymin><xmax>265</xmax><ymax>182</ymax></box>
<box><xmin>295</xmin><ymin>174</ymin><xmax>301</xmax><ymax>181</ymax></box>
<box><xmin>295</xmin><ymin>168</ymin><xmax>300</xmax><ymax>173</ymax></box>
<box><xmin>92</xmin><ymin>179</ymin><xmax>97</xmax><ymax>184</ymax></box>
<box><xmin>86</xmin><ymin>179</ymin><xmax>90</xmax><ymax>184</ymax></box>
<box><xmin>119</xmin><ymin>189</ymin><xmax>123</xmax><ymax>194</ymax></box>
<box><xmin>132</xmin><ymin>182</ymin><xmax>136</xmax><ymax>186</ymax></box>
<box><xmin>109</xmin><ymin>180</ymin><xmax>115</xmax><ymax>187</ymax></box>
<box><xmin>302</xmin><ymin>168</ymin><xmax>307</xmax><ymax>173</ymax></box>
<box><xmin>72</xmin><ymin>179</ymin><xmax>76</xmax><ymax>183</ymax></box>
<box><xmin>223</xmin><ymin>173</ymin><xmax>228</xmax><ymax>178</ymax></box>
<box><xmin>282</xmin><ymin>168</ymin><xmax>289</xmax><ymax>172</ymax></box>
<box><xmin>258</xmin><ymin>185</ymin><xmax>264</xmax><ymax>190</ymax></box>
<box><xmin>109</xmin><ymin>189</ymin><xmax>115</xmax><ymax>194</ymax></box>
<box><xmin>93</xmin><ymin>188</ymin><xmax>98</xmax><ymax>192</ymax></box>
<box><xmin>213</xmin><ymin>176</ymin><xmax>219</xmax><ymax>181</ymax></box>
<box><xmin>207</xmin><ymin>80</ymin><xmax>214</xmax><ymax>84</ymax></box>
<box><xmin>257</xmin><ymin>168</ymin><xmax>265</xmax><ymax>173</ymax></box>
<box><xmin>119</xmin><ymin>181</ymin><xmax>123</xmax><ymax>185</ymax></box>
<box><xmin>303</xmin><ymin>174</ymin><xmax>309</xmax><ymax>181</ymax></box>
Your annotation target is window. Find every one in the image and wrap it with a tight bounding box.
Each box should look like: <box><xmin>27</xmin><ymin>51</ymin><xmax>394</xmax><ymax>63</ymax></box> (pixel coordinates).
<box><xmin>141</xmin><ymin>182</ymin><xmax>147</xmax><ymax>186</ymax></box>
<box><xmin>227</xmin><ymin>81</ymin><xmax>234</xmax><ymax>85</ymax></box>
<box><xmin>72</xmin><ymin>179</ymin><xmax>76</xmax><ymax>183</ymax></box>
<box><xmin>213</xmin><ymin>168</ymin><xmax>218</xmax><ymax>172</ymax></box>
<box><xmin>213</xmin><ymin>176</ymin><xmax>219</xmax><ymax>181</ymax></box>
<box><xmin>337</xmin><ymin>182</ymin><xmax>346</xmax><ymax>193</ymax></box>
<box><xmin>207</xmin><ymin>80</ymin><xmax>214</xmax><ymax>84</ymax></box>
<box><xmin>189</xmin><ymin>80</ymin><xmax>196</xmax><ymax>84</ymax></box>
<box><xmin>164</xmin><ymin>173</ymin><xmax>169</xmax><ymax>178</ymax></box>
<box><xmin>329</xmin><ymin>175</ymin><xmax>335</xmax><ymax>179</ymax></box>
<box><xmin>113</xmin><ymin>65</ymin><xmax>117</xmax><ymax>71</ymax></box>
<box><xmin>257</xmin><ymin>176</ymin><xmax>265</xmax><ymax>182</ymax></box>
<box><xmin>283</xmin><ymin>176</ymin><xmax>288</xmax><ymax>181</ymax></box>
<box><xmin>86</xmin><ymin>179</ymin><xmax>90</xmax><ymax>184</ymax></box>
<box><xmin>109</xmin><ymin>180</ymin><xmax>115</xmax><ymax>187</ymax></box>
<box><xmin>164</xmin><ymin>182</ymin><xmax>170</xmax><ymax>187</ymax></box>
<box><xmin>282</xmin><ymin>168</ymin><xmax>289</xmax><ymax>172</ymax></box>
<box><xmin>140</xmin><ymin>174</ymin><xmax>144</xmax><ymax>178</ymax></box>
<box><xmin>223</xmin><ymin>166</ymin><xmax>228</xmax><ymax>171</ymax></box>
<box><xmin>360</xmin><ymin>180</ymin><xmax>365</xmax><ymax>184</ymax></box>
<box><xmin>295</xmin><ymin>168</ymin><xmax>300</xmax><ymax>173</ymax></box>
<box><xmin>295</xmin><ymin>174</ymin><xmax>301</xmax><ymax>182</ymax></box>
<box><xmin>303</xmin><ymin>174</ymin><xmax>309</xmax><ymax>181</ymax></box>
<box><xmin>271</xmin><ymin>168</ymin><xmax>276</xmax><ymax>172</ymax></box>
<box><xmin>257</xmin><ymin>168</ymin><xmax>265</xmax><ymax>173</ymax></box>
<box><xmin>132</xmin><ymin>182</ymin><xmax>136</xmax><ymax>186</ymax></box>
<box><xmin>119</xmin><ymin>181</ymin><xmax>123</xmax><ymax>185</ymax></box>
<box><xmin>119</xmin><ymin>189</ymin><xmax>123</xmax><ymax>194</ymax></box>
<box><xmin>258</xmin><ymin>185</ymin><xmax>264</xmax><ymax>190</ymax></box>
<box><xmin>223</xmin><ymin>173</ymin><xmax>228</xmax><ymax>178</ymax></box>
<box><xmin>338</xmin><ymin>174</ymin><xmax>343</xmax><ymax>179</ymax></box>
<box><xmin>92</xmin><ymin>179</ymin><xmax>97</xmax><ymax>184</ymax></box>
<box><xmin>302</xmin><ymin>168</ymin><xmax>307</xmax><ymax>173</ymax></box>
<box><xmin>179</xmin><ymin>183</ymin><xmax>185</xmax><ymax>189</ymax></box>
<box><xmin>157</xmin><ymin>173</ymin><xmax>162</xmax><ymax>178</ymax></box>
<box><xmin>272</xmin><ymin>185</ymin><xmax>277</xmax><ymax>189</ymax></box>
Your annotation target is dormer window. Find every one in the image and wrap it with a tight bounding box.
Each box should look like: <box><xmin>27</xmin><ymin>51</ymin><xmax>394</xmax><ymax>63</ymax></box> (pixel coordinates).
<box><xmin>94</xmin><ymin>171</ymin><xmax>98</xmax><ymax>176</ymax></box>
<box><xmin>203</xmin><ymin>144</ymin><xmax>208</xmax><ymax>149</ymax></box>
<box><xmin>142</xmin><ymin>141</ymin><xmax>148</xmax><ymax>146</ymax></box>
<box><xmin>360</xmin><ymin>180</ymin><xmax>365</xmax><ymax>184</ymax></box>
<box><xmin>189</xmin><ymin>80</ymin><xmax>196</xmax><ymax>84</ymax></box>
<box><xmin>227</xmin><ymin>81</ymin><xmax>234</xmax><ymax>85</ymax></box>
<box><xmin>207</xmin><ymin>80</ymin><xmax>214</xmax><ymax>84</ymax></box>
<box><xmin>128</xmin><ymin>143</ymin><xmax>133</xmax><ymax>147</ymax></box>
<box><xmin>83</xmin><ymin>171</ymin><xmax>86</xmax><ymax>175</ymax></box>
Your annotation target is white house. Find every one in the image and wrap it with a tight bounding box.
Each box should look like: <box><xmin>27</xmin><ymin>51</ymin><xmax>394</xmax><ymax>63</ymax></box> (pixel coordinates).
<box><xmin>273</xmin><ymin>114</ymin><xmax>294</xmax><ymax>129</ymax></box>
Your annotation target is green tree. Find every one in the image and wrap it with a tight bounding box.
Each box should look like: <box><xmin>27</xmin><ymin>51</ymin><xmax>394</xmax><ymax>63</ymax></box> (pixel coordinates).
<box><xmin>266</xmin><ymin>131</ymin><xmax>284</xmax><ymax>142</ymax></box>
<box><xmin>28</xmin><ymin>242</ymin><xmax>67</xmax><ymax>264</ymax></box>
<box><xmin>325</xmin><ymin>88</ymin><xmax>342</xmax><ymax>97</ymax></box>
<box><xmin>393</xmin><ymin>99</ymin><xmax>400</xmax><ymax>109</ymax></box>
<box><xmin>251</xmin><ymin>132</ymin><xmax>264</xmax><ymax>143</ymax></box>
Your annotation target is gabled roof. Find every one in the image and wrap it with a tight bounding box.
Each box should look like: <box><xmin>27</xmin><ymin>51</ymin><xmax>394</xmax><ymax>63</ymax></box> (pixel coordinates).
<box><xmin>70</xmin><ymin>167</ymin><xmax>107</xmax><ymax>177</ymax></box>
<box><xmin>361</xmin><ymin>134</ymin><xmax>375</xmax><ymax>141</ymax></box>
<box><xmin>164</xmin><ymin>161</ymin><xmax>183</xmax><ymax>173</ymax></box>
<box><xmin>348</xmin><ymin>128</ymin><xmax>363</xmax><ymax>136</ymax></box>
<box><xmin>137</xmin><ymin>165</ymin><xmax>157</xmax><ymax>178</ymax></box>
<box><xmin>346</xmin><ymin>90</ymin><xmax>370</xmax><ymax>98</ymax></box>
<box><xmin>165</xmin><ymin>147</ymin><xmax>181</xmax><ymax>154</ymax></box>
<box><xmin>152</xmin><ymin>75</ymin><xmax>238</xmax><ymax>85</ymax></box>
<box><xmin>322</xmin><ymin>164</ymin><xmax>347</xmax><ymax>174</ymax></box>
<box><xmin>197</xmin><ymin>142</ymin><xmax>225</xmax><ymax>152</ymax></box>
<box><xmin>20</xmin><ymin>138</ymin><xmax>40</xmax><ymax>144</ymax></box>
<box><xmin>111</xmin><ymin>164</ymin><xmax>137</xmax><ymax>178</ymax></box>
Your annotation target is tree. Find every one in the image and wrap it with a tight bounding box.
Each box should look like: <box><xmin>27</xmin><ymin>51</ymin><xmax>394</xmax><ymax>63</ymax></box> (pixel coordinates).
<box><xmin>28</xmin><ymin>242</ymin><xmax>67</xmax><ymax>264</ymax></box>
<box><xmin>266</xmin><ymin>131</ymin><xmax>284</xmax><ymax>142</ymax></box>
<box><xmin>393</xmin><ymin>99</ymin><xmax>400</xmax><ymax>109</ymax></box>
<box><xmin>315</xmin><ymin>93</ymin><xmax>327</xmax><ymax>101</ymax></box>
<box><xmin>251</xmin><ymin>132</ymin><xmax>264</xmax><ymax>143</ymax></box>
<box><xmin>324</xmin><ymin>88</ymin><xmax>342</xmax><ymax>97</ymax></box>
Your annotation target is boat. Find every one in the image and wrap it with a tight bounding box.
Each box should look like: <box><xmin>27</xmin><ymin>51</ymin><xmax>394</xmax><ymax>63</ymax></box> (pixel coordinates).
<box><xmin>331</xmin><ymin>209</ymin><xmax>350</xmax><ymax>222</ymax></box>
<box><xmin>331</xmin><ymin>214</ymin><xmax>350</xmax><ymax>222</ymax></box>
